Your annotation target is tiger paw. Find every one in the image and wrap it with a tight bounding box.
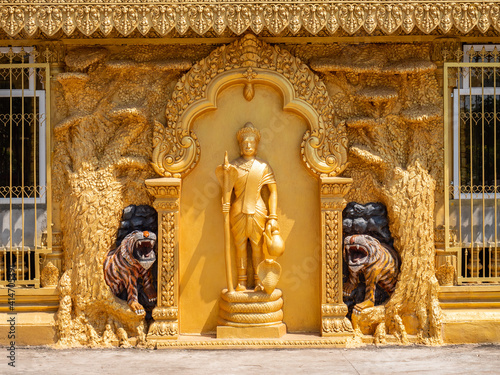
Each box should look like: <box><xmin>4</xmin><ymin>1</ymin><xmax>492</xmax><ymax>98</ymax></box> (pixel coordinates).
<box><xmin>145</xmin><ymin>289</ymin><xmax>157</xmax><ymax>303</ymax></box>
<box><xmin>145</xmin><ymin>285</ymin><xmax>157</xmax><ymax>299</ymax></box>
<box><xmin>343</xmin><ymin>283</ymin><xmax>356</xmax><ymax>297</ymax></box>
<box><xmin>129</xmin><ymin>301</ymin><xmax>146</xmax><ymax>315</ymax></box>
<box><xmin>353</xmin><ymin>300</ymin><xmax>374</xmax><ymax>315</ymax></box>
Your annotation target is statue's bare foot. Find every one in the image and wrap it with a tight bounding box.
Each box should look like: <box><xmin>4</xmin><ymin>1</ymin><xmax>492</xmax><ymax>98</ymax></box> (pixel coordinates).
<box><xmin>254</xmin><ymin>283</ymin><xmax>264</xmax><ymax>292</ymax></box>
<box><xmin>236</xmin><ymin>283</ymin><xmax>247</xmax><ymax>292</ymax></box>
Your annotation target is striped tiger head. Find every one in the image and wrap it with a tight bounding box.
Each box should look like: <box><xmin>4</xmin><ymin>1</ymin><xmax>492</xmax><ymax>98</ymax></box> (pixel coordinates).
<box><xmin>121</xmin><ymin>230</ymin><xmax>157</xmax><ymax>270</ymax></box>
<box><xmin>343</xmin><ymin>234</ymin><xmax>382</xmax><ymax>272</ymax></box>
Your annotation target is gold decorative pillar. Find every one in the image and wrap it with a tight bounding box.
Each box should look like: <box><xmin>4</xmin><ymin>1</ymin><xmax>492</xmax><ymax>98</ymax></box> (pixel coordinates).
<box><xmin>320</xmin><ymin>177</ymin><xmax>353</xmax><ymax>336</ymax></box>
<box><xmin>435</xmin><ymin>227</ymin><xmax>458</xmax><ymax>286</ymax></box>
<box><xmin>43</xmin><ymin>41</ymin><xmax>66</xmax><ymax>282</ymax></box>
<box><xmin>145</xmin><ymin>178</ymin><xmax>181</xmax><ymax>341</ymax></box>
<box><xmin>431</xmin><ymin>38</ymin><xmax>460</xmax><ymax>89</ymax></box>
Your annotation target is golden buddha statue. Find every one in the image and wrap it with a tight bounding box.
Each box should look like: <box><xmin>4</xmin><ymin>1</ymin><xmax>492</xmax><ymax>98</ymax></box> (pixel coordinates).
<box><xmin>216</xmin><ymin>122</ymin><xmax>284</xmax><ymax>292</ymax></box>
<box><xmin>230</xmin><ymin>123</ymin><xmax>279</xmax><ymax>291</ymax></box>
<box><xmin>216</xmin><ymin>122</ymin><xmax>286</xmax><ymax>337</ymax></box>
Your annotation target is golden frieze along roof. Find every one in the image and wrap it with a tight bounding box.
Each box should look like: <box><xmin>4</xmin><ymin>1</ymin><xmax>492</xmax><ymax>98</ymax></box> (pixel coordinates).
<box><xmin>0</xmin><ymin>1</ymin><xmax>499</xmax><ymax>38</ymax></box>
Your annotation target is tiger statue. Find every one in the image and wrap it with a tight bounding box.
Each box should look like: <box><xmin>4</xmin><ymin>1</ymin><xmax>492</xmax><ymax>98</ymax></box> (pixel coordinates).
<box><xmin>104</xmin><ymin>230</ymin><xmax>157</xmax><ymax>315</ymax></box>
<box><xmin>343</xmin><ymin>234</ymin><xmax>400</xmax><ymax>314</ymax></box>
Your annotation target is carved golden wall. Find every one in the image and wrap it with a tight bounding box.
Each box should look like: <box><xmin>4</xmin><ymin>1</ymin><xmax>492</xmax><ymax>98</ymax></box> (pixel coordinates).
<box><xmin>48</xmin><ymin>36</ymin><xmax>446</xmax><ymax>346</ymax></box>
<box><xmin>311</xmin><ymin>43</ymin><xmax>444</xmax><ymax>343</ymax></box>
<box><xmin>51</xmin><ymin>45</ymin><xmax>197</xmax><ymax>346</ymax></box>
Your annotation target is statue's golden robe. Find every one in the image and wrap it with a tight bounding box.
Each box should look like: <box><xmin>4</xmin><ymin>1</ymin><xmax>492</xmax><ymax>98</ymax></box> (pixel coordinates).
<box><xmin>230</xmin><ymin>157</ymin><xmax>276</xmax><ymax>247</ymax></box>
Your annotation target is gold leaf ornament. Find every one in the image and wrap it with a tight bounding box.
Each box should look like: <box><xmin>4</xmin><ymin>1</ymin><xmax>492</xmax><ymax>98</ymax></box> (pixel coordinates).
<box><xmin>264</xmin><ymin>4</ymin><xmax>289</xmax><ymax>36</ymax></box>
<box><xmin>151</xmin><ymin>6</ymin><xmax>175</xmax><ymax>36</ymax></box>
<box><xmin>492</xmin><ymin>5</ymin><xmax>500</xmax><ymax>31</ymax></box>
<box><xmin>213</xmin><ymin>5</ymin><xmax>227</xmax><ymax>35</ymax></box>
<box><xmin>377</xmin><ymin>4</ymin><xmax>403</xmax><ymax>34</ymax></box>
<box><xmin>288</xmin><ymin>5</ymin><xmax>301</xmax><ymax>35</ymax></box>
<box><xmin>452</xmin><ymin>4</ymin><xmax>478</xmax><ymax>34</ymax></box>
<box><xmin>227</xmin><ymin>5</ymin><xmax>251</xmax><ymax>35</ymax></box>
<box><xmin>401</xmin><ymin>5</ymin><xmax>415</xmax><ymax>34</ymax></box>
<box><xmin>39</xmin><ymin>6</ymin><xmax>63</xmax><ymax>36</ymax></box>
<box><xmin>363</xmin><ymin>5</ymin><xmax>377</xmax><ymax>34</ymax></box>
<box><xmin>176</xmin><ymin>6</ymin><xmax>189</xmax><ymax>35</ymax></box>
<box><xmin>415</xmin><ymin>4</ymin><xmax>439</xmax><ymax>34</ymax></box>
<box><xmin>75</xmin><ymin>6</ymin><xmax>99</xmax><ymax>36</ymax></box>
<box><xmin>62</xmin><ymin>6</ymin><xmax>76</xmax><ymax>36</ymax></box>
<box><xmin>113</xmin><ymin>6</ymin><xmax>138</xmax><ymax>36</ymax></box>
<box><xmin>439</xmin><ymin>4</ymin><xmax>453</xmax><ymax>33</ymax></box>
<box><xmin>100</xmin><ymin>6</ymin><xmax>113</xmax><ymax>36</ymax></box>
<box><xmin>339</xmin><ymin>4</ymin><xmax>364</xmax><ymax>35</ymax></box>
<box><xmin>189</xmin><ymin>5</ymin><xmax>214</xmax><ymax>35</ymax></box>
<box><xmin>326</xmin><ymin>5</ymin><xmax>339</xmax><ymax>34</ymax></box>
<box><xmin>251</xmin><ymin>6</ymin><xmax>264</xmax><ymax>34</ymax></box>
<box><xmin>24</xmin><ymin>6</ymin><xmax>38</xmax><ymax>37</ymax></box>
<box><xmin>302</xmin><ymin>4</ymin><xmax>327</xmax><ymax>35</ymax></box>
<box><xmin>137</xmin><ymin>6</ymin><xmax>151</xmax><ymax>36</ymax></box>
<box><xmin>477</xmin><ymin>5</ymin><xmax>491</xmax><ymax>34</ymax></box>
<box><xmin>0</xmin><ymin>6</ymin><xmax>25</xmax><ymax>37</ymax></box>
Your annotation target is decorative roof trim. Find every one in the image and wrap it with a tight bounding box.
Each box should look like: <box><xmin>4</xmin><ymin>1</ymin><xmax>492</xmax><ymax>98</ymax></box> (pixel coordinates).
<box><xmin>0</xmin><ymin>2</ymin><xmax>499</xmax><ymax>38</ymax></box>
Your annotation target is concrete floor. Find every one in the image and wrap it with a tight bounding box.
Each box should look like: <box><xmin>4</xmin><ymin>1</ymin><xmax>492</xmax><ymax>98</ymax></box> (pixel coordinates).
<box><xmin>2</xmin><ymin>344</ymin><xmax>500</xmax><ymax>374</ymax></box>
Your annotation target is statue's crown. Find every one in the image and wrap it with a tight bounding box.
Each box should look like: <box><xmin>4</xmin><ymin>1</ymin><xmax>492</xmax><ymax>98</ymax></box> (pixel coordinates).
<box><xmin>237</xmin><ymin>122</ymin><xmax>261</xmax><ymax>143</ymax></box>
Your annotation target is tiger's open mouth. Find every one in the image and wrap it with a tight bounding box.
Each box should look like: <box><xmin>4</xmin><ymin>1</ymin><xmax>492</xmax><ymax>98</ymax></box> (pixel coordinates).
<box><xmin>345</xmin><ymin>243</ymin><xmax>369</xmax><ymax>269</ymax></box>
<box><xmin>134</xmin><ymin>239</ymin><xmax>156</xmax><ymax>270</ymax></box>
<box><xmin>136</xmin><ymin>239</ymin><xmax>155</xmax><ymax>257</ymax></box>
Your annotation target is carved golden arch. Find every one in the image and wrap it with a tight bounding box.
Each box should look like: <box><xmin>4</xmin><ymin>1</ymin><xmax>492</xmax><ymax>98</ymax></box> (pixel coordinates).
<box><xmin>146</xmin><ymin>34</ymin><xmax>353</xmax><ymax>342</ymax></box>
<box><xmin>152</xmin><ymin>33</ymin><xmax>348</xmax><ymax>178</ymax></box>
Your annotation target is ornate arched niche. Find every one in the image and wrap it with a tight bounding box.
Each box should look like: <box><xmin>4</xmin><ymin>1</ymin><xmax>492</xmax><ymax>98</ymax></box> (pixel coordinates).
<box><xmin>146</xmin><ymin>34</ymin><xmax>353</xmax><ymax>343</ymax></box>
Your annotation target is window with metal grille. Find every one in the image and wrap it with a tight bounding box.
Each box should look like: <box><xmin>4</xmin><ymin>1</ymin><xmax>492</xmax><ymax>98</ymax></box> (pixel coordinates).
<box><xmin>453</xmin><ymin>45</ymin><xmax>500</xmax><ymax>199</ymax></box>
<box><xmin>445</xmin><ymin>45</ymin><xmax>500</xmax><ymax>284</ymax></box>
<box><xmin>0</xmin><ymin>47</ymin><xmax>51</xmax><ymax>287</ymax></box>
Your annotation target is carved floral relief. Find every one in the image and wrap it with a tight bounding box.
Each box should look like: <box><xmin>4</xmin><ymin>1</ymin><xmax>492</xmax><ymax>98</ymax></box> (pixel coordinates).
<box><xmin>313</xmin><ymin>42</ymin><xmax>444</xmax><ymax>344</ymax></box>
<box><xmin>0</xmin><ymin>2</ymin><xmax>498</xmax><ymax>37</ymax></box>
<box><xmin>50</xmin><ymin>33</ymin><xmax>446</xmax><ymax>347</ymax></box>
<box><xmin>52</xmin><ymin>45</ymin><xmax>193</xmax><ymax>347</ymax></box>
<box><xmin>152</xmin><ymin>34</ymin><xmax>348</xmax><ymax>178</ymax></box>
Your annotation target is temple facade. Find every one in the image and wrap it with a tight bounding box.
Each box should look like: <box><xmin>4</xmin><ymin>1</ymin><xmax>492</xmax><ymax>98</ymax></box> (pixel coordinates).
<box><xmin>1</xmin><ymin>1</ymin><xmax>500</xmax><ymax>347</ymax></box>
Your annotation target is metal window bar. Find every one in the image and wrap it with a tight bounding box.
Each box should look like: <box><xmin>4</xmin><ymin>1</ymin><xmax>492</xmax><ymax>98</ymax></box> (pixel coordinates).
<box><xmin>445</xmin><ymin>60</ymin><xmax>500</xmax><ymax>284</ymax></box>
<box><xmin>0</xmin><ymin>47</ymin><xmax>51</xmax><ymax>287</ymax></box>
